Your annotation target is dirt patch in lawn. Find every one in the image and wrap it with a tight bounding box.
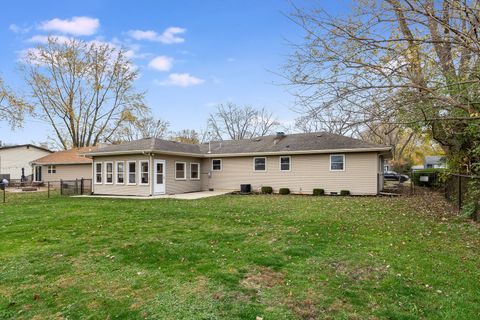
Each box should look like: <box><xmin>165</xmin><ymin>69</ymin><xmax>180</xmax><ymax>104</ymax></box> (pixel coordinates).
<box><xmin>240</xmin><ymin>267</ymin><xmax>284</xmax><ymax>290</ymax></box>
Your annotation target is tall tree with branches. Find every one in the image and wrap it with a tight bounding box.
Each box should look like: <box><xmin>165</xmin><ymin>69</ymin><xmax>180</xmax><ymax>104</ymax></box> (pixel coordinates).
<box><xmin>108</xmin><ymin>110</ymin><xmax>169</xmax><ymax>143</ymax></box>
<box><xmin>286</xmin><ymin>0</ymin><xmax>480</xmax><ymax>173</ymax></box>
<box><xmin>0</xmin><ymin>76</ymin><xmax>32</xmax><ymax>130</ymax></box>
<box><xmin>207</xmin><ymin>102</ymin><xmax>279</xmax><ymax>140</ymax></box>
<box><xmin>20</xmin><ymin>37</ymin><xmax>146</xmax><ymax>149</ymax></box>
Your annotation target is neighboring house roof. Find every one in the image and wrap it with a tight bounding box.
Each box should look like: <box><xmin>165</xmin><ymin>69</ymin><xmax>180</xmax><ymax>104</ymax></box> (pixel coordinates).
<box><xmin>424</xmin><ymin>156</ymin><xmax>446</xmax><ymax>165</ymax></box>
<box><xmin>85</xmin><ymin>132</ymin><xmax>391</xmax><ymax>158</ymax></box>
<box><xmin>0</xmin><ymin>144</ymin><xmax>52</xmax><ymax>153</ymax></box>
<box><xmin>32</xmin><ymin>146</ymin><xmax>99</xmax><ymax>165</ymax></box>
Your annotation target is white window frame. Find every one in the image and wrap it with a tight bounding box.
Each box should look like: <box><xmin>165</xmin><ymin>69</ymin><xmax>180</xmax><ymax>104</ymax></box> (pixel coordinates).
<box><xmin>175</xmin><ymin>161</ymin><xmax>187</xmax><ymax>180</ymax></box>
<box><xmin>116</xmin><ymin>161</ymin><xmax>125</xmax><ymax>184</ymax></box>
<box><xmin>330</xmin><ymin>154</ymin><xmax>345</xmax><ymax>172</ymax></box>
<box><xmin>190</xmin><ymin>162</ymin><xmax>200</xmax><ymax>180</ymax></box>
<box><xmin>139</xmin><ymin>160</ymin><xmax>150</xmax><ymax>185</ymax></box>
<box><xmin>211</xmin><ymin>159</ymin><xmax>222</xmax><ymax>171</ymax></box>
<box><xmin>253</xmin><ymin>157</ymin><xmax>267</xmax><ymax>172</ymax></box>
<box><xmin>279</xmin><ymin>156</ymin><xmax>291</xmax><ymax>172</ymax></box>
<box><xmin>104</xmin><ymin>162</ymin><xmax>114</xmax><ymax>184</ymax></box>
<box><xmin>127</xmin><ymin>161</ymin><xmax>137</xmax><ymax>185</ymax></box>
<box><xmin>47</xmin><ymin>165</ymin><xmax>56</xmax><ymax>174</ymax></box>
<box><xmin>94</xmin><ymin>162</ymin><xmax>103</xmax><ymax>184</ymax></box>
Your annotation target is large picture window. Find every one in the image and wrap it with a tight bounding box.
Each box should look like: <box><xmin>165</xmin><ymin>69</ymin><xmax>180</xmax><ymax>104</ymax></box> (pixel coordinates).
<box><xmin>105</xmin><ymin>162</ymin><xmax>113</xmax><ymax>184</ymax></box>
<box><xmin>140</xmin><ymin>161</ymin><xmax>149</xmax><ymax>185</ymax></box>
<box><xmin>175</xmin><ymin>162</ymin><xmax>186</xmax><ymax>180</ymax></box>
<box><xmin>212</xmin><ymin>159</ymin><xmax>222</xmax><ymax>171</ymax></box>
<box><xmin>128</xmin><ymin>161</ymin><xmax>137</xmax><ymax>184</ymax></box>
<box><xmin>95</xmin><ymin>162</ymin><xmax>102</xmax><ymax>184</ymax></box>
<box><xmin>254</xmin><ymin>157</ymin><xmax>266</xmax><ymax>171</ymax></box>
<box><xmin>116</xmin><ymin>161</ymin><xmax>125</xmax><ymax>184</ymax></box>
<box><xmin>190</xmin><ymin>163</ymin><xmax>200</xmax><ymax>180</ymax></box>
<box><xmin>280</xmin><ymin>156</ymin><xmax>291</xmax><ymax>171</ymax></box>
<box><xmin>330</xmin><ymin>154</ymin><xmax>345</xmax><ymax>171</ymax></box>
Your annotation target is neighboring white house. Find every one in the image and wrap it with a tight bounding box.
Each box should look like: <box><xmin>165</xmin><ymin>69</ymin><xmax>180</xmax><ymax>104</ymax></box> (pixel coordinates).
<box><xmin>0</xmin><ymin>144</ymin><xmax>52</xmax><ymax>180</ymax></box>
<box><xmin>424</xmin><ymin>156</ymin><xmax>446</xmax><ymax>169</ymax></box>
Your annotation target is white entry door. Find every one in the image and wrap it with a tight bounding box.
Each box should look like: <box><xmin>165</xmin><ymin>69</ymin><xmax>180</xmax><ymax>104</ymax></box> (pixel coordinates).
<box><xmin>154</xmin><ymin>160</ymin><xmax>166</xmax><ymax>194</ymax></box>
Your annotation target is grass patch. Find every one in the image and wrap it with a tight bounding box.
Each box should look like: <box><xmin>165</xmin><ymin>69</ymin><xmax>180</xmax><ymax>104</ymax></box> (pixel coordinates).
<box><xmin>0</xmin><ymin>192</ymin><xmax>479</xmax><ymax>319</ymax></box>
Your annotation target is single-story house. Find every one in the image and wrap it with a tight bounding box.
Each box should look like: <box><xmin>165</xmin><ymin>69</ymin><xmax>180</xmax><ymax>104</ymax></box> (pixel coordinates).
<box><xmin>84</xmin><ymin>132</ymin><xmax>391</xmax><ymax>196</ymax></box>
<box><xmin>0</xmin><ymin>144</ymin><xmax>52</xmax><ymax>180</ymax></box>
<box><xmin>31</xmin><ymin>146</ymin><xmax>98</xmax><ymax>183</ymax></box>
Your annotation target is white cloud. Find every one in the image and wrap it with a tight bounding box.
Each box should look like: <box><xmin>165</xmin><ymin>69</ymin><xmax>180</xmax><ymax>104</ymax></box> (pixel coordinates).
<box><xmin>155</xmin><ymin>73</ymin><xmax>205</xmax><ymax>87</ymax></box>
<box><xmin>148</xmin><ymin>56</ymin><xmax>173</xmax><ymax>71</ymax></box>
<box><xmin>9</xmin><ymin>24</ymin><xmax>31</xmax><ymax>34</ymax></box>
<box><xmin>128</xmin><ymin>27</ymin><xmax>186</xmax><ymax>44</ymax></box>
<box><xmin>38</xmin><ymin>16</ymin><xmax>100</xmax><ymax>36</ymax></box>
<box><xmin>27</xmin><ymin>35</ymin><xmax>71</xmax><ymax>44</ymax></box>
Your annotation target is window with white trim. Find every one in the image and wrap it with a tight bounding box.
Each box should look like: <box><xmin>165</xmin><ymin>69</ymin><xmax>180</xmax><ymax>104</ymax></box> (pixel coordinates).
<box><xmin>116</xmin><ymin>161</ymin><xmax>125</xmax><ymax>184</ymax></box>
<box><xmin>48</xmin><ymin>165</ymin><xmax>56</xmax><ymax>174</ymax></box>
<box><xmin>190</xmin><ymin>163</ymin><xmax>200</xmax><ymax>180</ymax></box>
<box><xmin>140</xmin><ymin>161</ymin><xmax>149</xmax><ymax>184</ymax></box>
<box><xmin>212</xmin><ymin>159</ymin><xmax>222</xmax><ymax>171</ymax></box>
<box><xmin>330</xmin><ymin>154</ymin><xmax>345</xmax><ymax>171</ymax></box>
<box><xmin>280</xmin><ymin>156</ymin><xmax>291</xmax><ymax>171</ymax></box>
<box><xmin>254</xmin><ymin>157</ymin><xmax>266</xmax><ymax>171</ymax></box>
<box><xmin>128</xmin><ymin>161</ymin><xmax>137</xmax><ymax>184</ymax></box>
<box><xmin>95</xmin><ymin>162</ymin><xmax>102</xmax><ymax>184</ymax></box>
<box><xmin>175</xmin><ymin>162</ymin><xmax>186</xmax><ymax>180</ymax></box>
<box><xmin>105</xmin><ymin>162</ymin><xmax>113</xmax><ymax>184</ymax></box>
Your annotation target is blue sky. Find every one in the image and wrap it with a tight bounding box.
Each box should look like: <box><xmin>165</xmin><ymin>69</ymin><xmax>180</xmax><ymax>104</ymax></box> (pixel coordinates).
<box><xmin>0</xmin><ymin>0</ymin><xmax>345</xmax><ymax>145</ymax></box>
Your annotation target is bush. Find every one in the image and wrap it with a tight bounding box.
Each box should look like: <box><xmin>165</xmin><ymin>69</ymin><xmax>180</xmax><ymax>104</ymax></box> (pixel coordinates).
<box><xmin>412</xmin><ymin>168</ymin><xmax>446</xmax><ymax>187</ymax></box>
<box><xmin>312</xmin><ymin>188</ymin><xmax>325</xmax><ymax>196</ymax></box>
<box><xmin>279</xmin><ymin>188</ymin><xmax>290</xmax><ymax>195</ymax></box>
<box><xmin>340</xmin><ymin>190</ymin><xmax>350</xmax><ymax>196</ymax></box>
<box><xmin>261</xmin><ymin>186</ymin><xmax>273</xmax><ymax>194</ymax></box>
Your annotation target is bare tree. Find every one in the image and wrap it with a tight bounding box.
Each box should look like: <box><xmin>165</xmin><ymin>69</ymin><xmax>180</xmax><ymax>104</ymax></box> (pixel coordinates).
<box><xmin>108</xmin><ymin>110</ymin><xmax>169</xmax><ymax>143</ymax></box>
<box><xmin>208</xmin><ymin>103</ymin><xmax>279</xmax><ymax>140</ymax></box>
<box><xmin>0</xmin><ymin>76</ymin><xmax>32</xmax><ymax>130</ymax></box>
<box><xmin>286</xmin><ymin>0</ymin><xmax>480</xmax><ymax>172</ymax></box>
<box><xmin>171</xmin><ymin>129</ymin><xmax>200</xmax><ymax>144</ymax></box>
<box><xmin>20</xmin><ymin>37</ymin><xmax>146</xmax><ymax>149</ymax></box>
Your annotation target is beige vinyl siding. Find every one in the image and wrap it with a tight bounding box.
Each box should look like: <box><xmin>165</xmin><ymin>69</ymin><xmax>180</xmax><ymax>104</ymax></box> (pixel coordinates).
<box><xmin>154</xmin><ymin>155</ymin><xmax>203</xmax><ymax>194</ymax></box>
<box><xmin>0</xmin><ymin>146</ymin><xmax>51</xmax><ymax>179</ymax></box>
<box><xmin>93</xmin><ymin>154</ymin><xmax>151</xmax><ymax>196</ymax></box>
<box><xmin>40</xmin><ymin>164</ymin><xmax>92</xmax><ymax>182</ymax></box>
<box><xmin>92</xmin><ymin>154</ymin><xmax>204</xmax><ymax>196</ymax></box>
<box><xmin>203</xmin><ymin>152</ymin><xmax>380</xmax><ymax>195</ymax></box>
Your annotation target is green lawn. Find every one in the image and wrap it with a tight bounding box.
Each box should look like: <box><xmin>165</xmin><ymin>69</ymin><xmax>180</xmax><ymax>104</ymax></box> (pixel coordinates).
<box><xmin>0</xmin><ymin>192</ymin><xmax>479</xmax><ymax>319</ymax></box>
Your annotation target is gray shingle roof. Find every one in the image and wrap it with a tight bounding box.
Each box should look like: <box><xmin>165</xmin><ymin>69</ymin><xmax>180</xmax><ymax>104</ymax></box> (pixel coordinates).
<box><xmin>89</xmin><ymin>132</ymin><xmax>389</xmax><ymax>157</ymax></box>
<box><xmin>199</xmin><ymin>132</ymin><xmax>387</xmax><ymax>154</ymax></box>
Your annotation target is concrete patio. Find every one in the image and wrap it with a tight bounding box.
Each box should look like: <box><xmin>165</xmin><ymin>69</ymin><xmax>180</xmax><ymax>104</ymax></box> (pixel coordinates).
<box><xmin>73</xmin><ymin>190</ymin><xmax>231</xmax><ymax>200</ymax></box>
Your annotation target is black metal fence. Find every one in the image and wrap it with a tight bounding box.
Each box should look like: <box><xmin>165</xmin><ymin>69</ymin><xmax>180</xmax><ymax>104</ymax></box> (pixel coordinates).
<box><xmin>58</xmin><ymin>179</ymin><xmax>92</xmax><ymax>196</ymax></box>
<box><xmin>1</xmin><ymin>179</ymin><xmax>92</xmax><ymax>203</ymax></box>
<box><xmin>444</xmin><ymin>174</ymin><xmax>480</xmax><ymax>211</ymax></box>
